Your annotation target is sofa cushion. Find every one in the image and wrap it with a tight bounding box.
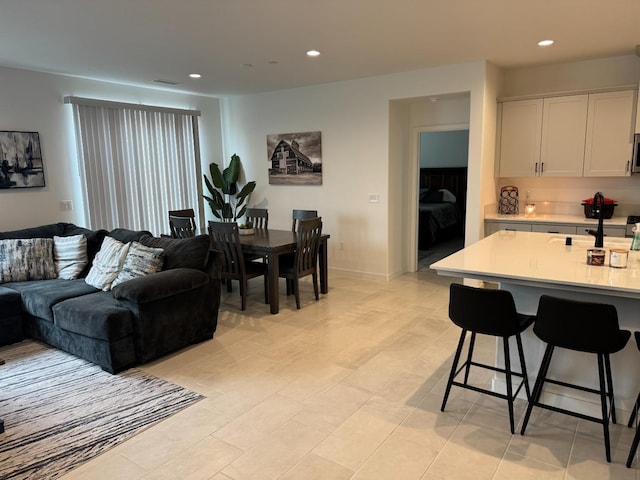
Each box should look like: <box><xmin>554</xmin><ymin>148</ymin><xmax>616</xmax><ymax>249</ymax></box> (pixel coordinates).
<box><xmin>0</xmin><ymin>286</ymin><xmax>22</xmax><ymax>318</ymax></box>
<box><xmin>109</xmin><ymin>228</ymin><xmax>152</xmax><ymax>244</ymax></box>
<box><xmin>53</xmin><ymin>292</ymin><xmax>134</xmax><ymax>341</ymax></box>
<box><xmin>85</xmin><ymin>236</ymin><xmax>130</xmax><ymax>291</ymax></box>
<box><xmin>0</xmin><ymin>238</ymin><xmax>57</xmax><ymax>283</ymax></box>
<box><xmin>0</xmin><ymin>223</ymin><xmax>66</xmax><ymax>240</ymax></box>
<box><xmin>54</xmin><ymin>234</ymin><xmax>88</xmax><ymax>280</ymax></box>
<box><xmin>139</xmin><ymin>234</ymin><xmax>210</xmax><ymax>271</ymax></box>
<box><xmin>3</xmin><ymin>279</ymin><xmax>99</xmax><ymax>322</ymax></box>
<box><xmin>112</xmin><ymin>242</ymin><xmax>164</xmax><ymax>288</ymax></box>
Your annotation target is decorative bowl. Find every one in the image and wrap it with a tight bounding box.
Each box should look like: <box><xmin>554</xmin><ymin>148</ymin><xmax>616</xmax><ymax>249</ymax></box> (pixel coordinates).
<box><xmin>238</xmin><ymin>228</ymin><xmax>254</xmax><ymax>236</ymax></box>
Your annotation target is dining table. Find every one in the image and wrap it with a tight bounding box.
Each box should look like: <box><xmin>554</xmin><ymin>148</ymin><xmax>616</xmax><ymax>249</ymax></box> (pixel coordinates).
<box><xmin>237</xmin><ymin>228</ymin><xmax>330</xmax><ymax>314</ymax></box>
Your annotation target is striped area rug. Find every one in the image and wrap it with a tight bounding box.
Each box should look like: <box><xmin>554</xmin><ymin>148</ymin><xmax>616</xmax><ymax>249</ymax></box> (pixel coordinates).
<box><xmin>0</xmin><ymin>340</ymin><xmax>204</xmax><ymax>480</ymax></box>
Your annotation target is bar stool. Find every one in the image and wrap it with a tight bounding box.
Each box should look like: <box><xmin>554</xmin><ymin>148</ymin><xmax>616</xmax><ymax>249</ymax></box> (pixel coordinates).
<box><xmin>626</xmin><ymin>331</ymin><xmax>640</xmax><ymax>468</ymax></box>
<box><xmin>520</xmin><ymin>295</ymin><xmax>631</xmax><ymax>463</ymax></box>
<box><xmin>441</xmin><ymin>283</ymin><xmax>535</xmax><ymax>434</ymax></box>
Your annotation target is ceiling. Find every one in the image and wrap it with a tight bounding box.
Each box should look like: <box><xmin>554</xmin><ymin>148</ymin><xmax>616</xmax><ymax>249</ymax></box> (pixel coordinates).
<box><xmin>1</xmin><ymin>0</ymin><xmax>639</xmax><ymax>97</ymax></box>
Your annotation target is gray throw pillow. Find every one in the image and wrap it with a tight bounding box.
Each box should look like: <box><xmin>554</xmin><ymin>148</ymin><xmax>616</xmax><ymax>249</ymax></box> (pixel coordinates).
<box><xmin>0</xmin><ymin>238</ymin><xmax>57</xmax><ymax>283</ymax></box>
<box><xmin>111</xmin><ymin>242</ymin><xmax>164</xmax><ymax>288</ymax></box>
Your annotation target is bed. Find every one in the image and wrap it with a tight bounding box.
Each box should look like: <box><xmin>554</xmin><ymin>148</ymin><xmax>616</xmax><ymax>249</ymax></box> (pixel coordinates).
<box><xmin>418</xmin><ymin>167</ymin><xmax>467</xmax><ymax>250</ymax></box>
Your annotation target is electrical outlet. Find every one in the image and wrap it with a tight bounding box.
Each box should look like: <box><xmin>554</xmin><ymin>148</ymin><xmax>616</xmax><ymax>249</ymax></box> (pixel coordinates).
<box><xmin>368</xmin><ymin>193</ymin><xmax>380</xmax><ymax>203</ymax></box>
<box><xmin>60</xmin><ymin>200</ymin><xmax>73</xmax><ymax>211</ymax></box>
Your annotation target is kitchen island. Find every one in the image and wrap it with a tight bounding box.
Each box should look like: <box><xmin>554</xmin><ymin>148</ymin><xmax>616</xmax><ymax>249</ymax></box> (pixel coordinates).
<box><xmin>431</xmin><ymin>230</ymin><xmax>640</xmax><ymax>416</ymax></box>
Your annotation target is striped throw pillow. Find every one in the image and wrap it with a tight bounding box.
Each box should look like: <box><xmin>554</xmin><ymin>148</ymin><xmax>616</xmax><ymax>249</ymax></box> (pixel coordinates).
<box><xmin>85</xmin><ymin>236</ymin><xmax>130</xmax><ymax>291</ymax></box>
<box><xmin>54</xmin><ymin>234</ymin><xmax>88</xmax><ymax>280</ymax></box>
<box><xmin>111</xmin><ymin>242</ymin><xmax>164</xmax><ymax>288</ymax></box>
<box><xmin>0</xmin><ymin>238</ymin><xmax>57</xmax><ymax>283</ymax></box>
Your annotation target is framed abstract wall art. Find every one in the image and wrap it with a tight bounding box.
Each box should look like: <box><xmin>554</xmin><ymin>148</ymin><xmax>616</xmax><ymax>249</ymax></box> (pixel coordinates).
<box><xmin>0</xmin><ymin>131</ymin><xmax>45</xmax><ymax>189</ymax></box>
<box><xmin>267</xmin><ymin>131</ymin><xmax>322</xmax><ymax>185</ymax></box>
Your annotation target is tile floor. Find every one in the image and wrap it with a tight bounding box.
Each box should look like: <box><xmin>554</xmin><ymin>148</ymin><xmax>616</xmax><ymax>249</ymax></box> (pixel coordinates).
<box><xmin>61</xmin><ymin>270</ymin><xmax>640</xmax><ymax>480</ymax></box>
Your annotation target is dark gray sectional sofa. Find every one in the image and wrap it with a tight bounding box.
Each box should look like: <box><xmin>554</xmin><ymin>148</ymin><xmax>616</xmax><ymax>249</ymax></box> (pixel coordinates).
<box><xmin>0</xmin><ymin>222</ymin><xmax>221</xmax><ymax>373</ymax></box>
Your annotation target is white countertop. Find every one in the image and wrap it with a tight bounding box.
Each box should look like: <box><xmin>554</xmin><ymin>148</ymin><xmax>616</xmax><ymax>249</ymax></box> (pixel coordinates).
<box><xmin>431</xmin><ymin>231</ymin><xmax>640</xmax><ymax>297</ymax></box>
<box><xmin>484</xmin><ymin>212</ymin><xmax>628</xmax><ymax>227</ymax></box>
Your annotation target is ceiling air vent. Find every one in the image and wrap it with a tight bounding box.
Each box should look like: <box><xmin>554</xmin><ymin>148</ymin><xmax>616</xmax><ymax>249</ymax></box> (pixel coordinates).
<box><xmin>153</xmin><ymin>79</ymin><xmax>180</xmax><ymax>86</ymax></box>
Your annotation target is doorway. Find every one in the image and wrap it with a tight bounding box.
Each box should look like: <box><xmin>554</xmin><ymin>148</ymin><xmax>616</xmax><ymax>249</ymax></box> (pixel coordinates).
<box><xmin>415</xmin><ymin>126</ymin><xmax>469</xmax><ymax>270</ymax></box>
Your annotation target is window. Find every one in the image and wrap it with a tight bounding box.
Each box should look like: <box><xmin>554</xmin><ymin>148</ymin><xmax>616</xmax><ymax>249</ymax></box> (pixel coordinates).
<box><xmin>65</xmin><ymin>96</ymin><xmax>202</xmax><ymax>235</ymax></box>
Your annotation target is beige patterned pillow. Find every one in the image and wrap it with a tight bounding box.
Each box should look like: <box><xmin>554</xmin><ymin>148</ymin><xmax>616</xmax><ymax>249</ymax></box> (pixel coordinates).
<box><xmin>0</xmin><ymin>238</ymin><xmax>57</xmax><ymax>283</ymax></box>
<box><xmin>111</xmin><ymin>242</ymin><xmax>164</xmax><ymax>288</ymax></box>
<box><xmin>85</xmin><ymin>236</ymin><xmax>130</xmax><ymax>291</ymax></box>
<box><xmin>54</xmin><ymin>234</ymin><xmax>88</xmax><ymax>280</ymax></box>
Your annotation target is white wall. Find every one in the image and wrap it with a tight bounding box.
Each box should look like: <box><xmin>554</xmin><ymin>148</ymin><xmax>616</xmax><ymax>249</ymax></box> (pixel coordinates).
<box><xmin>0</xmin><ymin>66</ymin><xmax>223</xmax><ymax>232</ymax></box>
<box><xmin>221</xmin><ymin>61</ymin><xmax>494</xmax><ymax>279</ymax></box>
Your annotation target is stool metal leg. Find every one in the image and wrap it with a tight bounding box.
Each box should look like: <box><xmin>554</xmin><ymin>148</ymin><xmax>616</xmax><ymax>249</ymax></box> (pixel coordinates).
<box><xmin>503</xmin><ymin>336</ymin><xmax>515</xmax><ymax>434</ymax></box>
<box><xmin>627</xmin><ymin>422</ymin><xmax>640</xmax><ymax>467</ymax></box>
<box><xmin>597</xmin><ymin>354</ymin><xmax>612</xmax><ymax>463</ymax></box>
<box><xmin>515</xmin><ymin>332</ymin><xmax>531</xmax><ymax>400</ymax></box>
<box><xmin>604</xmin><ymin>354</ymin><xmax>617</xmax><ymax>424</ymax></box>
<box><xmin>521</xmin><ymin>343</ymin><xmax>554</xmax><ymax>435</ymax></box>
<box><xmin>628</xmin><ymin>391</ymin><xmax>640</xmax><ymax>428</ymax></box>
<box><xmin>441</xmin><ymin>329</ymin><xmax>467</xmax><ymax>412</ymax></box>
<box><xmin>464</xmin><ymin>332</ymin><xmax>476</xmax><ymax>384</ymax></box>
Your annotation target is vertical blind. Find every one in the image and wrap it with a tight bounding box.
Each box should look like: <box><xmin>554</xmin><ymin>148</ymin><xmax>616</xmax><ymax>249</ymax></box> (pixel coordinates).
<box><xmin>65</xmin><ymin>97</ymin><xmax>201</xmax><ymax>235</ymax></box>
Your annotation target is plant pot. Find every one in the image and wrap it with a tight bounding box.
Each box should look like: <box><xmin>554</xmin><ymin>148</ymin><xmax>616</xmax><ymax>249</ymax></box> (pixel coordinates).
<box><xmin>238</xmin><ymin>228</ymin><xmax>254</xmax><ymax>236</ymax></box>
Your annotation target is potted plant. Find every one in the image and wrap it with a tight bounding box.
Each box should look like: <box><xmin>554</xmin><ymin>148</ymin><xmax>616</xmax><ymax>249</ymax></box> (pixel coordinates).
<box><xmin>203</xmin><ymin>154</ymin><xmax>256</xmax><ymax>225</ymax></box>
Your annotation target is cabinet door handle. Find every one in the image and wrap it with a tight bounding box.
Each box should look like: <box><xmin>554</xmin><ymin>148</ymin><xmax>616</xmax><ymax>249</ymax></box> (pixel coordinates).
<box><xmin>541</xmin><ymin>162</ymin><xmax>545</xmax><ymax>173</ymax></box>
<box><xmin>626</xmin><ymin>160</ymin><xmax>630</xmax><ymax>172</ymax></box>
<box><xmin>534</xmin><ymin>162</ymin><xmax>538</xmax><ymax>173</ymax></box>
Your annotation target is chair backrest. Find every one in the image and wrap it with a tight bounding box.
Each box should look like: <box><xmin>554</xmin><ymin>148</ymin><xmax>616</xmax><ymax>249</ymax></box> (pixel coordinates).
<box><xmin>448</xmin><ymin>283</ymin><xmax>522</xmax><ymax>337</ymax></box>
<box><xmin>246</xmin><ymin>208</ymin><xmax>269</xmax><ymax>229</ymax></box>
<box><xmin>169</xmin><ymin>215</ymin><xmax>196</xmax><ymax>238</ymax></box>
<box><xmin>207</xmin><ymin>221</ymin><xmax>245</xmax><ymax>280</ymax></box>
<box><xmin>168</xmin><ymin>208</ymin><xmax>196</xmax><ymax>219</ymax></box>
<box><xmin>292</xmin><ymin>209</ymin><xmax>318</xmax><ymax>232</ymax></box>
<box><xmin>535</xmin><ymin>295</ymin><xmax>623</xmax><ymax>354</ymax></box>
<box><xmin>294</xmin><ymin>217</ymin><xmax>322</xmax><ymax>276</ymax></box>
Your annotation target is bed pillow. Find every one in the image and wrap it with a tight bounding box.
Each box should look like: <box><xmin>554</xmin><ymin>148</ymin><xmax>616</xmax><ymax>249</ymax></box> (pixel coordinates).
<box><xmin>421</xmin><ymin>189</ymin><xmax>444</xmax><ymax>203</ymax></box>
<box><xmin>111</xmin><ymin>242</ymin><xmax>164</xmax><ymax>288</ymax></box>
<box><xmin>85</xmin><ymin>236</ymin><xmax>130</xmax><ymax>291</ymax></box>
<box><xmin>54</xmin><ymin>234</ymin><xmax>88</xmax><ymax>280</ymax></box>
<box><xmin>0</xmin><ymin>238</ymin><xmax>57</xmax><ymax>283</ymax></box>
<box><xmin>440</xmin><ymin>188</ymin><xmax>457</xmax><ymax>203</ymax></box>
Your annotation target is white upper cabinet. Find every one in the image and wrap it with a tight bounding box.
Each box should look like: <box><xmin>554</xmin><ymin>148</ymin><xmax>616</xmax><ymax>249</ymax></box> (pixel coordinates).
<box><xmin>540</xmin><ymin>95</ymin><xmax>588</xmax><ymax>176</ymax></box>
<box><xmin>584</xmin><ymin>90</ymin><xmax>636</xmax><ymax>177</ymax></box>
<box><xmin>498</xmin><ymin>99</ymin><xmax>543</xmax><ymax>177</ymax></box>
<box><xmin>498</xmin><ymin>89</ymin><xmax>636</xmax><ymax>178</ymax></box>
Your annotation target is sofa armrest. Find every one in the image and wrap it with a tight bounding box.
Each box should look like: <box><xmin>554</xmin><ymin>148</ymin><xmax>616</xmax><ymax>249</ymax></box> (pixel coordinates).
<box><xmin>111</xmin><ymin>268</ymin><xmax>209</xmax><ymax>304</ymax></box>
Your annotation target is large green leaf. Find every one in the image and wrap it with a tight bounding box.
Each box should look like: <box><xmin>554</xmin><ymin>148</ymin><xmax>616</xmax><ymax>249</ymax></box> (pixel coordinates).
<box><xmin>208</xmin><ymin>163</ymin><xmax>225</xmax><ymax>189</ymax></box>
<box><xmin>236</xmin><ymin>181</ymin><xmax>256</xmax><ymax>203</ymax></box>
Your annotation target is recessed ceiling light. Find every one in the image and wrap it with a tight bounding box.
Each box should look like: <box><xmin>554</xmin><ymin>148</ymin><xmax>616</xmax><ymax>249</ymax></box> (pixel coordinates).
<box><xmin>306</xmin><ymin>50</ymin><xmax>321</xmax><ymax>57</ymax></box>
<box><xmin>537</xmin><ymin>40</ymin><xmax>554</xmax><ymax>47</ymax></box>
<box><xmin>189</xmin><ymin>73</ymin><xmax>202</xmax><ymax>79</ymax></box>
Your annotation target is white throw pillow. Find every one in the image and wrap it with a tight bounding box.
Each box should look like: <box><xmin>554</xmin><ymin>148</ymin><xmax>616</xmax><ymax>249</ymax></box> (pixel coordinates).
<box><xmin>0</xmin><ymin>238</ymin><xmax>57</xmax><ymax>283</ymax></box>
<box><xmin>111</xmin><ymin>242</ymin><xmax>164</xmax><ymax>288</ymax></box>
<box><xmin>85</xmin><ymin>236</ymin><xmax>130</xmax><ymax>291</ymax></box>
<box><xmin>54</xmin><ymin>234</ymin><xmax>88</xmax><ymax>280</ymax></box>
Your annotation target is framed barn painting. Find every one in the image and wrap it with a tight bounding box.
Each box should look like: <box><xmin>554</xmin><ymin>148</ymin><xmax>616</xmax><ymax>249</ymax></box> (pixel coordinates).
<box><xmin>267</xmin><ymin>131</ymin><xmax>322</xmax><ymax>185</ymax></box>
<box><xmin>0</xmin><ymin>131</ymin><xmax>45</xmax><ymax>189</ymax></box>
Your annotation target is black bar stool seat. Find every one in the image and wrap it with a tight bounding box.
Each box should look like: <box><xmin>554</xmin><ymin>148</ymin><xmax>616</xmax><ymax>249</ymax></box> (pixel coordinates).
<box><xmin>441</xmin><ymin>283</ymin><xmax>535</xmax><ymax>434</ymax></box>
<box><xmin>520</xmin><ymin>295</ymin><xmax>631</xmax><ymax>463</ymax></box>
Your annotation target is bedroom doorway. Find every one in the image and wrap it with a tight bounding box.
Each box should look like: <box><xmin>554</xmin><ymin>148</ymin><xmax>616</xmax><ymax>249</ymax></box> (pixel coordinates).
<box><xmin>415</xmin><ymin>126</ymin><xmax>469</xmax><ymax>271</ymax></box>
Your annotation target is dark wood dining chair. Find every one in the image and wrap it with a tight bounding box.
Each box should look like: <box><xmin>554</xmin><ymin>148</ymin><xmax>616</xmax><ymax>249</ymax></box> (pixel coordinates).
<box><xmin>168</xmin><ymin>208</ymin><xmax>197</xmax><ymax>238</ymax></box>
<box><xmin>169</xmin><ymin>215</ymin><xmax>196</xmax><ymax>238</ymax></box>
<box><xmin>246</xmin><ymin>208</ymin><xmax>269</xmax><ymax>229</ymax></box>
<box><xmin>292</xmin><ymin>209</ymin><xmax>318</xmax><ymax>232</ymax></box>
<box><xmin>279</xmin><ymin>217</ymin><xmax>322</xmax><ymax>309</ymax></box>
<box><xmin>208</xmin><ymin>221</ymin><xmax>268</xmax><ymax>311</ymax></box>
